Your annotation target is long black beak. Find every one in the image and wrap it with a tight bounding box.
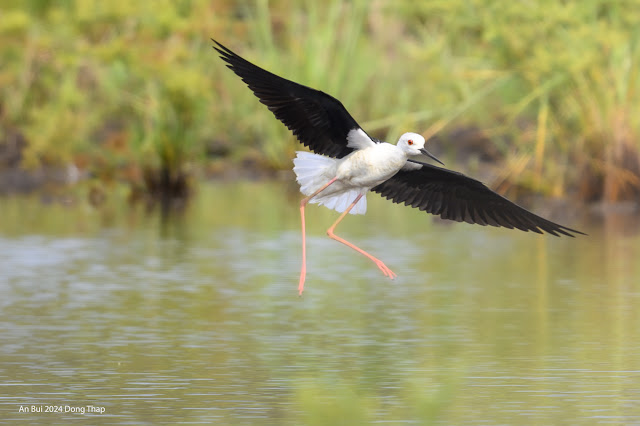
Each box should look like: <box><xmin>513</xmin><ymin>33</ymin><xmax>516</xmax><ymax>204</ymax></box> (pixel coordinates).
<box><xmin>420</xmin><ymin>148</ymin><xmax>444</xmax><ymax>166</ymax></box>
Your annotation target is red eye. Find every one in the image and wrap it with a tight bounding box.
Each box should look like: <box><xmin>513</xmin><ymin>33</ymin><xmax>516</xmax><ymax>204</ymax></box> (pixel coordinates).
<box><xmin>408</xmin><ymin>139</ymin><xmax>414</xmax><ymax>145</ymax></box>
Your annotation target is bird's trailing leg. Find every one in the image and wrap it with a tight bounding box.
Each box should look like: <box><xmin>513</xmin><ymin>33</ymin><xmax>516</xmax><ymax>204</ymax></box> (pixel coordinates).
<box><xmin>326</xmin><ymin>194</ymin><xmax>397</xmax><ymax>280</ymax></box>
<box><xmin>299</xmin><ymin>177</ymin><xmax>338</xmax><ymax>296</ymax></box>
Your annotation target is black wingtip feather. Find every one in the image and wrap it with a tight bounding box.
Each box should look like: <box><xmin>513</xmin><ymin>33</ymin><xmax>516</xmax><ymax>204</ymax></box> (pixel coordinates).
<box><xmin>371</xmin><ymin>162</ymin><xmax>586</xmax><ymax>237</ymax></box>
<box><xmin>212</xmin><ymin>38</ymin><xmax>369</xmax><ymax>159</ymax></box>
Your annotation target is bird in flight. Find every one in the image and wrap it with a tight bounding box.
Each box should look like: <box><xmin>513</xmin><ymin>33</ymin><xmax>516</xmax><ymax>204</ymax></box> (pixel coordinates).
<box><xmin>212</xmin><ymin>39</ymin><xmax>584</xmax><ymax>295</ymax></box>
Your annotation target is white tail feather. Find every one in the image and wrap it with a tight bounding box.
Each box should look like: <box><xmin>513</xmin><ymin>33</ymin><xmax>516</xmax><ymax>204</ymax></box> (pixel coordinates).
<box><xmin>293</xmin><ymin>151</ymin><xmax>367</xmax><ymax>215</ymax></box>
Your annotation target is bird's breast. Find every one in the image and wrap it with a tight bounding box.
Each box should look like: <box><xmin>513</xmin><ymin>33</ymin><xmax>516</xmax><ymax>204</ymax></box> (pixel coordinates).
<box><xmin>336</xmin><ymin>144</ymin><xmax>407</xmax><ymax>188</ymax></box>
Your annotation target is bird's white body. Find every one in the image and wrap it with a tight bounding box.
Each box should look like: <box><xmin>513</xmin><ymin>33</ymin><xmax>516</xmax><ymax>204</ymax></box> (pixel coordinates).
<box><xmin>293</xmin><ymin>132</ymin><xmax>424</xmax><ymax>215</ymax></box>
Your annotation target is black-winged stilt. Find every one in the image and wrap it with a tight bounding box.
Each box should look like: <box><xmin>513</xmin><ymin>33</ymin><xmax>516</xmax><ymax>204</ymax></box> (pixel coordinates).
<box><xmin>213</xmin><ymin>40</ymin><xmax>584</xmax><ymax>295</ymax></box>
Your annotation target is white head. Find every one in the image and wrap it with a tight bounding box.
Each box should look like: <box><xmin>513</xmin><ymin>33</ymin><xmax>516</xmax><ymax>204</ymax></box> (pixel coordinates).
<box><xmin>397</xmin><ymin>132</ymin><xmax>426</xmax><ymax>155</ymax></box>
<box><xmin>397</xmin><ymin>132</ymin><xmax>444</xmax><ymax>165</ymax></box>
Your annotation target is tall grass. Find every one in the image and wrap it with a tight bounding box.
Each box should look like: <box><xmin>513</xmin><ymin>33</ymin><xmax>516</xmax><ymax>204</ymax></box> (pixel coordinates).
<box><xmin>0</xmin><ymin>0</ymin><xmax>638</xmax><ymax>202</ymax></box>
<box><xmin>394</xmin><ymin>0</ymin><xmax>640</xmax><ymax>200</ymax></box>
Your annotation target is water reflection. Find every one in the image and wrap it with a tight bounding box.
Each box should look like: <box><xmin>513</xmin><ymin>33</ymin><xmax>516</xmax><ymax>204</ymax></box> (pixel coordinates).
<box><xmin>0</xmin><ymin>183</ymin><xmax>639</xmax><ymax>424</ymax></box>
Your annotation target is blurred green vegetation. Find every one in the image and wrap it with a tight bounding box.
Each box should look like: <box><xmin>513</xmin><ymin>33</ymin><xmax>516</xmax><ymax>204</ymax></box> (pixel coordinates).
<box><xmin>0</xmin><ymin>0</ymin><xmax>638</xmax><ymax>202</ymax></box>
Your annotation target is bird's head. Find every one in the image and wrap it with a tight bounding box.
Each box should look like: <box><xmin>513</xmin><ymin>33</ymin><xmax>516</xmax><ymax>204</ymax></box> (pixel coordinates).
<box><xmin>397</xmin><ymin>133</ymin><xmax>444</xmax><ymax>165</ymax></box>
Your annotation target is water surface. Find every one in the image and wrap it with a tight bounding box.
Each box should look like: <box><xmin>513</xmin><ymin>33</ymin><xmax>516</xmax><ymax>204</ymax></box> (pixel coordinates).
<box><xmin>1</xmin><ymin>182</ymin><xmax>639</xmax><ymax>424</ymax></box>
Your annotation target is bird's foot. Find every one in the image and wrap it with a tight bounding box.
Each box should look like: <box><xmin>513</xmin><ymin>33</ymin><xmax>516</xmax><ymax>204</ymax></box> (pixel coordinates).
<box><xmin>298</xmin><ymin>273</ymin><xmax>306</xmax><ymax>296</ymax></box>
<box><xmin>374</xmin><ymin>259</ymin><xmax>397</xmax><ymax>280</ymax></box>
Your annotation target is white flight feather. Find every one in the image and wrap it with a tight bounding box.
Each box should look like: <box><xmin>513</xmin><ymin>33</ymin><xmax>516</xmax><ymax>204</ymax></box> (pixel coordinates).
<box><xmin>346</xmin><ymin>128</ymin><xmax>376</xmax><ymax>150</ymax></box>
<box><xmin>293</xmin><ymin>151</ymin><xmax>367</xmax><ymax>215</ymax></box>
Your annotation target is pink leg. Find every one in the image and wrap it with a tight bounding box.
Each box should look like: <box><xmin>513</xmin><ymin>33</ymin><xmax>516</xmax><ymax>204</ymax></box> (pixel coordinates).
<box><xmin>326</xmin><ymin>194</ymin><xmax>397</xmax><ymax>280</ymax></box>
<box><xmin>299</xmin><ymin>177</ymin><xmax>338</xmax><ymax>295</ymax></box>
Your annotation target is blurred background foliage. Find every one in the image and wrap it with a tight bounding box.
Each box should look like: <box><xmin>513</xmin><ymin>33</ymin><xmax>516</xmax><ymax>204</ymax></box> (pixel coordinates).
<box><xmin>0</xmin><ymin>0</ymin><xmax>638</xmax><ymax>204</ymax></box>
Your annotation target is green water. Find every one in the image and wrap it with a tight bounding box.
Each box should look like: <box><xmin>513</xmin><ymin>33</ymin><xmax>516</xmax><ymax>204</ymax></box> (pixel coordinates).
<box><xmin>1</xmin><ymin>182</ymin><xmax>639</xmax><ymax>425</ymax></box>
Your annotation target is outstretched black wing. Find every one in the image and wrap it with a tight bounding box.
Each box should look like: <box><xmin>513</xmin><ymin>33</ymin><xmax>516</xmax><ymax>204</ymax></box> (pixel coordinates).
<box><xmin>213</xmin><ymin>40</ymin><xmax>374</xmax><ymax>158</ymax></box>
<box><xmin>372</xmin><ymin>160</ymin><xmax>584</xmax><ymax>237</ymax></box>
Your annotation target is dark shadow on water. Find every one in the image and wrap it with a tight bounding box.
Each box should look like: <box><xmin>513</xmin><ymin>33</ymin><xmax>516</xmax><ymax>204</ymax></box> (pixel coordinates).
<box><xmin>127</xmin><ymin>163</ymin><xmax>193</xmax><ymax>238</ymax></box>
